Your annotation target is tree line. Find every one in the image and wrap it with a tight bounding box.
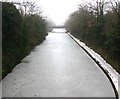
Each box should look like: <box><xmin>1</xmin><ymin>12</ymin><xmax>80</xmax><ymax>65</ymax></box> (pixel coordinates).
<box><xmin>65</xmin><ymin>0</ymin><xmax>120</xmax><ymax>73</ymax></box>
<box><xmin>2</xmin><ymin>2</ymin><xmax>48</xmax><ymax>78</ymax></box>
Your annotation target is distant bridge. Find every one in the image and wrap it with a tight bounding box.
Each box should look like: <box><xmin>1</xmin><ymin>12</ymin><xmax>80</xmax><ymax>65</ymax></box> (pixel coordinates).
<box><xmin>49</xmin><ymin>25</ymin><xmax>66</xmax><ymax>28</ymax></box>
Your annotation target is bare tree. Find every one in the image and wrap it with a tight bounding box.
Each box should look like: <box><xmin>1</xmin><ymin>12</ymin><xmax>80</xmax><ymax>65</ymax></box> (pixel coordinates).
<box><xmin>12</xmin><ymin>0</ymin><xmax>42</xmax><ymax>16</ymax></box>
<box><xmin>80</xmin><ymin>0</ymin><xmax>109</xmax><ymax>17</ymax></box>
<box><xmin>110</xmin><ymin>0</ymin><xmax>120</xmax><ymax>16</ymax></box>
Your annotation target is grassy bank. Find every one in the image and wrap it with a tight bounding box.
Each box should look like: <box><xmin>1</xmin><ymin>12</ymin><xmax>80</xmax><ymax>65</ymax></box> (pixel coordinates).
<box><xmin>65</xmin><ymin>1</ymin><xmax>120</xmax><ymax>74</ymax></box>
<box><xmin>83</xmin><ymin>40</ymin><xmax>119</xmax><ymax>73</ymax></box>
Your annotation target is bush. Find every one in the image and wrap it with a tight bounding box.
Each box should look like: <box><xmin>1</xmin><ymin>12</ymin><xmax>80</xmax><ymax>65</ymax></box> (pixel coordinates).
<box><xmin>2</xmin><ymin>2</ymin><xmax>23</xmax><ymax>78</ymax></box>
<box><xmin>2</xmin><ymin>2</ymin><xmax>48</xmax><ymax>79</ymax></box>
<box><xmin>65</xmin><ymin>3</ymin><xmax>120</xmax><ymax>73</ymax></box>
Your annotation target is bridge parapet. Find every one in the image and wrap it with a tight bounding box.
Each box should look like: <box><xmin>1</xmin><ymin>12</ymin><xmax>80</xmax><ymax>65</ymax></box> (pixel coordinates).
<box><xmin>49</xmin><ymin>26</ymin><xmax>66</xmax><ymax>28</ymax></box>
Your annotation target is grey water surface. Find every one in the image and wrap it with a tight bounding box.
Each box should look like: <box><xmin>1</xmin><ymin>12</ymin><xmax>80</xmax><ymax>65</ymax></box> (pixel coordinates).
<box><xmin>1</xmin><ymin>29</ymin><xmax>115</xmax><ymax>97</ymax></box>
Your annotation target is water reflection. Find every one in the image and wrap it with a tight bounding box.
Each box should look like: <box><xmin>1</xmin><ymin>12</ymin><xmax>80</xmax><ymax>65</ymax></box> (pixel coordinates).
<box><xmin>51</xmin><ymin>28</ymin><xmax>66</xmax><ymax>33</ymax></box>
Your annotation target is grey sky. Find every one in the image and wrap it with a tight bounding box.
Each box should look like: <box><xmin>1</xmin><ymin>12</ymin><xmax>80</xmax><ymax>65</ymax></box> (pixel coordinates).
<box><xmin>3</xmin><ymin>0</ymin><xmax>92</xmax><ymax>25</ymax></box>
<box><xmin>28</xmin><ymin>0</ymin><xmax>89</xmax><ymax>25</ymax></box>
<box><xmin>2</xmin><ymin>0</ymin><xmax>118</xmax><ymax>25</ymax></box>
<box><xmin>35</xmin><ymin>0</ymin><xmax>84</xmax><ymax>25</ymax></box>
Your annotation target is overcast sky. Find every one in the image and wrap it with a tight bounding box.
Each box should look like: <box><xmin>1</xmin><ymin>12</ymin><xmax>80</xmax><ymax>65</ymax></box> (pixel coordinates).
<box><xmin>36</xmin><ymin>0</ymin><xmax>85</xmax><ymax>25</ymax></box>
<box><xmin>5</xmin><ymin>0</ymin><xmax>90</xmax><ymax>25</ymax></box>
<box><xmin>31</xmin><ymin>0</ymin><xmax>90</xmax><ymax>25</ymax></box>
